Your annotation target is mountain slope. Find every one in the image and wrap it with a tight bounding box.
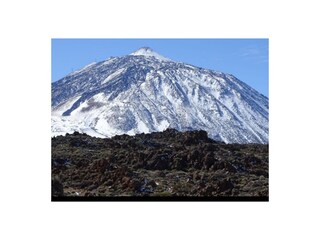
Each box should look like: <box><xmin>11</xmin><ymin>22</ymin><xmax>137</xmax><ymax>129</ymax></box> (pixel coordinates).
<box><xmin>52</xmin><ymin>47</ymin><xmax>268</xmax><ymax>143</ymax></box>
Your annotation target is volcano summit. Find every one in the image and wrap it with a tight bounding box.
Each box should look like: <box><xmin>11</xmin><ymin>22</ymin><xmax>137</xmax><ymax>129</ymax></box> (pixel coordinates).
<box><xmin>52</xmin><ymin>47</ymin><xmax>268</xmax><ymax>143</ymax></box>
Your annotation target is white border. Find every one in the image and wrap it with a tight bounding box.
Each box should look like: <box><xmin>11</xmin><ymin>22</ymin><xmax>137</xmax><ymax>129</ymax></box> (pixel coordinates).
<box><xmin>1</xmin><ymin>0</ymin><xmax>319</xmax><ymax>239</ymax></box>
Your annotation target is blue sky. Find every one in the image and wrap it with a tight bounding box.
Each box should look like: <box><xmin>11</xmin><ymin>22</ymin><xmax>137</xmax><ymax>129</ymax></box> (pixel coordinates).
<box><xmin>52</xmin><ymin>39</ymin><xmax>268</xmax><ymax>97</ymax></box>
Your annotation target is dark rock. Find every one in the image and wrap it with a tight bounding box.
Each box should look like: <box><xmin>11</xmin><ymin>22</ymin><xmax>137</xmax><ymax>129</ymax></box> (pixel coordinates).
<box><xmin>163</xmin><ymin>128</ymin><xmax>178</xmax><ymax>137</ymax></box>
<box><xmin>213</xmin><ymin>161</ymin><xmax>237</xmax><ymax>173</ymax></box>
<box><xmin>217</xmin><ymin>178</ymin><xmax>234</xmax><ymax>192</ymax></box>
<box><xmin>129</xmin><ymin>179</ymin><xmax>142</xmax><ymax>191</ymax></box>
<box><xmin>182</xmin><ymin>130</ymin><xmax>208</xmax><ymax>145</ymax></box>
<box><xmin>147</xmin><ymin>180</ymin><xmax>158</xmax><ymax>188</ymax></box>
<box><xmin>246</xmin><ymin>156</ymin><xmax>262</xmax><ymax>165</ymax></box>
<box><xmin>148</xmin><ymin>153</ymin><xmax>170</xmax><ymax>170</ymax></box>
<box><xmin>187</xmin><ymin>149</ymin><xmax>200</xmax><ymax>161</ymax></box>
<box><xmin>204</xmin><ymin>152</ymin><xmax>216</xmax><ymax>169</ymax></box>
<box><xmin>157</xmin><ymin>171</ymin><xmax>166</xmax><ymax>177</ymax></box>
<box><xmin>52</xmin><ymin>177</ymin><xmax>64</xmax><ymax>197</ymax></box>
<box><xmin>171</xmin><ymin>153</ymin><xmax>188</xmax><ymax>170</ymax></box>
<box><xmin>88</xmin><ymin>184</ymin><xmax>98</xmax><ymax>191</ymax></box>
<box><xmin>204</xmin><ymin>185</ymin><xmax>215</xmax><ymax>195</ymax></box>
<box><xmin>52</xmin><ymin>129</ymin><xmax>268</xmax><ymax>198</ymax></box>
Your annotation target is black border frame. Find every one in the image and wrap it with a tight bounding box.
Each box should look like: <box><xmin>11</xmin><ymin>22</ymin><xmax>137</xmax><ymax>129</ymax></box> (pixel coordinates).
<box><xmin>52</xmin><ymin>196</ymin><xmax>268</xmax><ymax>202</ymax></box>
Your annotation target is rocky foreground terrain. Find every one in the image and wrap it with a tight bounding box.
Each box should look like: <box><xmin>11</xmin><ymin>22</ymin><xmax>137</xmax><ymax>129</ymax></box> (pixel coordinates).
<box><xmin>52</xmin><ymin>129</ymin><xmax>268</xmax><ymax>200</ymax></box>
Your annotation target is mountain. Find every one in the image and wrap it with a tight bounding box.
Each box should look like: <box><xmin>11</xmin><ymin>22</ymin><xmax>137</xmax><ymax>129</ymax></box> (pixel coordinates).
<box><xmin>52</xmin><ymin>47</ymin><xmax>268</xmax><ymax>143</ymax></box>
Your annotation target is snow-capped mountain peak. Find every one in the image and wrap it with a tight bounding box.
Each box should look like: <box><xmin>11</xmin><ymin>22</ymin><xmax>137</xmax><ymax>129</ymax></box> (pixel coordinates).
<box><xmin>52</xmin><ymin>47</ymin><xmax>268</xmax><ymax>144</ymax></box>
<box><xmin>129</xmin><ymin>47</ymin><xmax>171</xmax><ymax>61</ymax></box>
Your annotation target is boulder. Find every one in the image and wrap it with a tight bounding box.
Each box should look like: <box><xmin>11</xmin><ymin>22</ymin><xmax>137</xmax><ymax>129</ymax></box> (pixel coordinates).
<box><xmin>217</xmin><ymin>178</ymin><xmax>234</xmax><ymax>192</ymax></box>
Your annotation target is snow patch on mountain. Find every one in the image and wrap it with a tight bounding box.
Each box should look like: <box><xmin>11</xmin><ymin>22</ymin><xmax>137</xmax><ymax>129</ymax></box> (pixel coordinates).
<box><xmin>130</xmin><ymin>47</ymin><xmax>171</xmax><ymax>62</ymax></box>
<box><xmin>101</xmin><ymin>68</ymin><xmax>126</xmax><ymax>84</ymax></box>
